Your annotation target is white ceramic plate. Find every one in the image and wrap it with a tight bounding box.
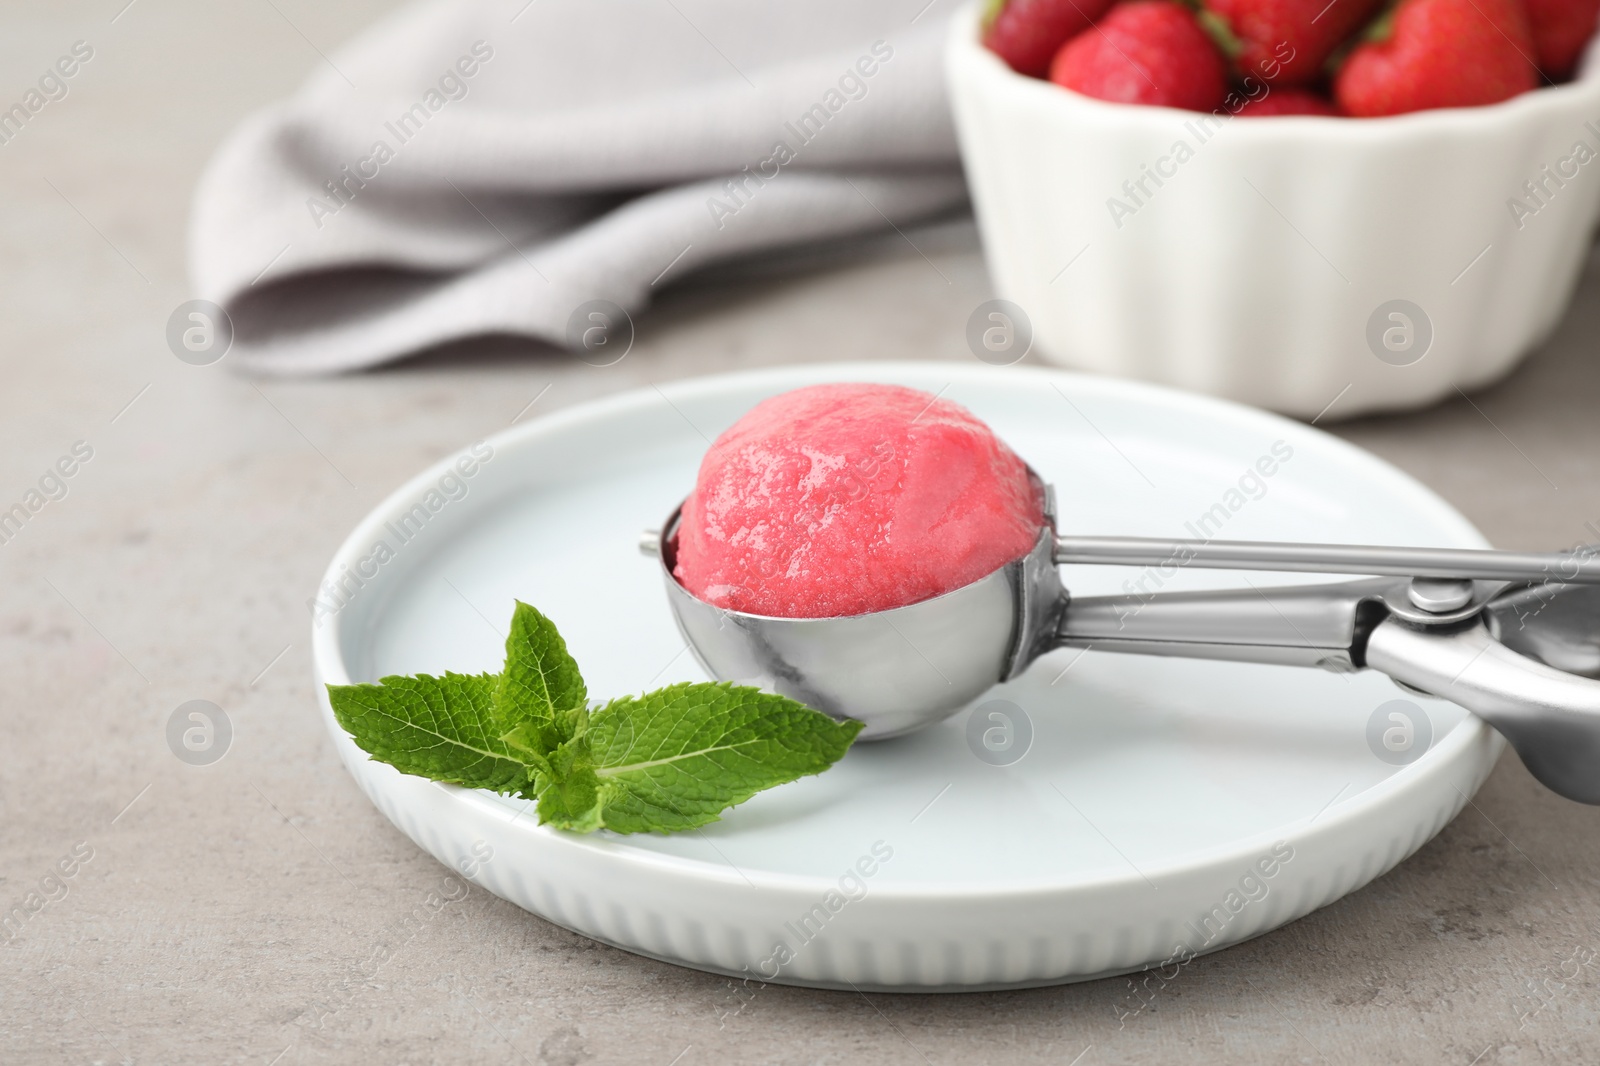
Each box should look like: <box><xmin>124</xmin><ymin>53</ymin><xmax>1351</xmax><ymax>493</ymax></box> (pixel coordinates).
<box><xmin>312</xmin><ymin>362</ymin><xmax>1502</xmax><ymax>991</ymax></box>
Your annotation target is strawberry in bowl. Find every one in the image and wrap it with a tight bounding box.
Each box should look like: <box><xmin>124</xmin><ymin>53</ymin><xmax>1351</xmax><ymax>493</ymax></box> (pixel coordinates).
<box><xmin>1336</xmin><ymin>0</ymin><xmax>1540</xmax><ymax>115</ymax></box>
<box><xmin>979</xmin><ymin>0</ymin><xmax>1597</xmax><ymax>116</ymax></box>
<box><xmin>1049</xmin><ymin>1</ymin><xmax>1229</xmax><ymax>110</ymax></box>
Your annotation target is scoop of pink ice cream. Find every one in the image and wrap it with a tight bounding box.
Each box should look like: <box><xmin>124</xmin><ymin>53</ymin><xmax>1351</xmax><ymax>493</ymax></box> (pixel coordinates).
<box><xmin>672</xmin><ymin>383</ymin><xmax>1044</xmax><ymax>618</ymax></box>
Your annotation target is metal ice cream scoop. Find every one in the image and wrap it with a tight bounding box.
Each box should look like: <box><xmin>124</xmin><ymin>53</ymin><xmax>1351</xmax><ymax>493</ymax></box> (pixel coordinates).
<box><xmin>642</xmin><ymin>485</ymin><xmax>1600</xmax><ymax>805</ymax></box>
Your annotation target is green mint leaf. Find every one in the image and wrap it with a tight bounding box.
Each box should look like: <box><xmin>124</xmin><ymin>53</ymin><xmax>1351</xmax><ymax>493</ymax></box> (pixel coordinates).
<box><xmin>524</xmin><ymin>736</ymin><xmax>605</xmax><ymax>832</ymax></box>
<box><xmin>327</xmin><ymin>672</ymin><xmax>534</xmax><ymax>793</ymax></box>
<box><xmin>534</xmin><ymin>769</ymin><xmax>605</xmax><ymax>833</ymax></box>
<box><xmin>500</xmin><ymin>704</ymin><xmax>587</xmax><ymax>768</ymax></box>
<box><xmin>498</xmin><ymin>723</ymin><xmax>555</xmax><ymax>778</ymax></box>
<box><xmin>330</xmin><ymin>606</ymin><xmax>863</xmax><ymax>837</ymax></box>
<box><xmin>576</xmin><ymin>683</ymin><xmax>863</xmax><ymax>834</ymax></box>
<box><xmin>495</xmin><ymin>600</ymin><xmax>587</xmax><ymax>734</ymax></box>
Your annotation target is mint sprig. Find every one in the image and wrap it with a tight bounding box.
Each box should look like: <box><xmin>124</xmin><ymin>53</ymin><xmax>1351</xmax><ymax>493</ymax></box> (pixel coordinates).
<box><xmin>328</xmin><ymin>601</ymin><xmax>863</xmax><ymax>834</ymax></box>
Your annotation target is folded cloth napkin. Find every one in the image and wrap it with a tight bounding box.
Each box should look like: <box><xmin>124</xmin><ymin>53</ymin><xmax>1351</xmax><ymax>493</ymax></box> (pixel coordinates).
<box><xmin>189</xmin><ymin>0</ymin><xmax>966</xmax><ymax>375</ymax></box>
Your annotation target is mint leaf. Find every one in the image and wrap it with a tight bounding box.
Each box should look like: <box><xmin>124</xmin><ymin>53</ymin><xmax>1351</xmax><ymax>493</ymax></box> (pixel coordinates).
<box><xmin>496</xmin><ymin>600</ymin><xmax>587</xmax><ymax>735</ymax></box>
<box><xmin>574</xmin><ymin>683</ymin><xmax>864</xmax><ymax>834</ymax></box>
<box><xmin>330</xmin><ymin>605</ymin><xmax>863</xmax><ymax>836</ymax></box>
<box><xmin>526</xmin><ymin>736</ymin><xmax>605</xmax><ymax>832</ymax></box>
<box><xmin>327</xmin><ymin>672</ymin><xmax>534</xmax><ymax>793</ymax></box>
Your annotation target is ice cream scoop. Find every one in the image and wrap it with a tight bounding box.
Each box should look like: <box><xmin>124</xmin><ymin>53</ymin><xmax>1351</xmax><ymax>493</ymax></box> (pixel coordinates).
<box><xmin>648</xmin><ymin>502</ymin><xmax>1600</xmax><ymax>804</ymax></box>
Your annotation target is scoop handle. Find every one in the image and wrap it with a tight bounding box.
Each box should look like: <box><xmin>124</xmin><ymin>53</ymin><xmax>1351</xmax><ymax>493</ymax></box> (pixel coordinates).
<box><xmin>1055</xmin><ymin>536</ymin><xmax>1600</xmax><ymax>585</ymax></box>
<box><xmin>1366</xmin><ymin>618</ymin><xmax>1600</xmax><ymax>805</ymax></box>
<box><xmin>1055</xmin><ymin>577</ymin><xmax>1383</xmax><ymax>672</ymax></box>
<box><xmin>1056</xmin><ymin>580</ymin><xmax>1600</xmax><ymax>805</ymax></box>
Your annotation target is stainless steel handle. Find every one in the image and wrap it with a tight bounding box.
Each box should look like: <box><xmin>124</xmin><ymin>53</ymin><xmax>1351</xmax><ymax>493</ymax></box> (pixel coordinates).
<box><xmin>1057</xmin><ymin>578</ymin><xmax>1389</xmax><ymax>671</ymax></box>
<box><xmin>1056</xmin><ymin>536</ymin><xmax>1600</xmax><ymax>584</ymax></box>
<box><xmin>1367</xmin><ymin>618</ymin><xmax>1600</xmax><ymax>805</ymax></box>
<box><xmin>1058</xmin><ymin>578</ymin><xmax>1600</xmax><ymax>805</ymax></box>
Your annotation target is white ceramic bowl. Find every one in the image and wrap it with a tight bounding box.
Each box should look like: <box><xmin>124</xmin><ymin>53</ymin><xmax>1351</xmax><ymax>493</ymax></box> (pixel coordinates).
<box><xmin>947</xmin><ymin>2</ymin><xmax>1600</xmax><ymax>418</ymax></box>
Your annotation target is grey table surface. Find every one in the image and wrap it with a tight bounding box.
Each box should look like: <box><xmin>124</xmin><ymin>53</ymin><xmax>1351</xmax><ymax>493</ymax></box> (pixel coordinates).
<box><xmin>5</xmin><ymin>2</ymin><xmax>1600</xmax><ymax>1064</ymax></box>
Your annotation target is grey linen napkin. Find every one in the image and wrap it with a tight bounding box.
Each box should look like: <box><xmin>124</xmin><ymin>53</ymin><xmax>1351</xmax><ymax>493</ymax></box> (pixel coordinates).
<box><xmin>188</xmin><ymin>0</ymin><xmax>966</xmax><ymax>375</ymax></box>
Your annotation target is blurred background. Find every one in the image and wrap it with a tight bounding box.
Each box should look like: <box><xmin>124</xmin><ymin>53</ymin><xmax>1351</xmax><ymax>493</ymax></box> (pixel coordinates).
<box><xmin>3</xmin><ymin>0</ymin><xmax>1599</xmax><ymax>1063</ymax></box>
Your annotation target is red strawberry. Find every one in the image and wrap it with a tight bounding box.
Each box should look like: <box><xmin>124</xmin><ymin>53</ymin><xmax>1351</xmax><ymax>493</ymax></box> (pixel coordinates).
<box><xmin>1204</xmin><ymin>0</ymin><xmax>1390</xmax><ymax>85</ymax></box>
<box><xmin>1524</xmin><ymin>0</ymin><xmax>1600</xmax><ymax>77</ymax></box>
<box><xmin>1236</xmin><ymin>86</ymin><xmax>1341</xmax><ymax>113</ymax></box>
<box><xmin>985</xmin><ymin>0</ymin><xmax>1119</xmax><ymax>77</ymax></box>
<box><xmin>1335</xmin><ymin>0</ymin><xmax>1538</xmax><ymax>116</ymax></box>
<box><xmin>1050</xmin><ymin>1</ymin><xmax>1229</xmax><ymax>110</ymax></box>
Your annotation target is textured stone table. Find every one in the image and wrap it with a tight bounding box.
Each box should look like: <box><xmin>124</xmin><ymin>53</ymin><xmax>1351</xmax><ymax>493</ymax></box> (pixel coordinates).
<box><xmin>4</xmin><ymin>2</ymin><xmax>1599</xmax><ymax>1063</ymax></box>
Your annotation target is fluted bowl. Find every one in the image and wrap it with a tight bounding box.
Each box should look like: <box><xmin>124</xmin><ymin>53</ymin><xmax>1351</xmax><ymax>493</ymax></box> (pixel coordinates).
<box><xmin>946</xmin><ymin>1</ymin><xmax>1600</xmax><ymax>418</ymax></box>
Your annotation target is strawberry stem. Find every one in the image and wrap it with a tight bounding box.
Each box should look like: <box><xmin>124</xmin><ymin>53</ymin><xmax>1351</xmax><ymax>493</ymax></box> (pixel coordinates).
<box><xmin>1195</xmin><ymin>8</ymin><xmax>1244</xmax><ymax>59</ymax></box>
<box><xmin>1324</xmin><ymin>0</ymin><xmax>1396</xmax><ymax>75</ymax></box>
<box><xmin>1363</xmin><ymin>2</ymin><xmax>1398</xmax><ymax>43</ymax></box>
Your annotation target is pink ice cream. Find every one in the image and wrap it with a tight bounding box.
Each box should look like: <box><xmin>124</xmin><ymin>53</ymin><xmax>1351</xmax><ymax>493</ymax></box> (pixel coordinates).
<box><xmin>672</xmin><ymin>383</ymin><xmax>1044</xmax><ymax>618</ymax></box>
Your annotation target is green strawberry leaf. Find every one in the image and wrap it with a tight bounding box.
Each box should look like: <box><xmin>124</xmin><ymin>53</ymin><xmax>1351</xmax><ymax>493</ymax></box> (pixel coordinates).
<box><xmin>495</xmin><ymin>600</ymin><xmax>587</xmax><ymax>732</ymax></box>
<box><xmin>327</xmin><ymin>672</ymin><xmax>534</xmax><ymax>793</ymax></box>
<box><xmin>579</xmin><ymin>683</ymin><xmax>864</xmax><ymax>834</ymax></box>
<box><xmin>1323</xmin><ymin>0</ymin><xmax>1399</xmax><ymax>78</ymax></box>
<box><xmin>1195</xmin><ymin>9</ymin><xmax>1243</xmax><ymax>60</ymax></box>
<box><xmin>1363</xmin><ymin>5</ymin><xmax>1397</xmax><ymax>43</ymax></box>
